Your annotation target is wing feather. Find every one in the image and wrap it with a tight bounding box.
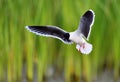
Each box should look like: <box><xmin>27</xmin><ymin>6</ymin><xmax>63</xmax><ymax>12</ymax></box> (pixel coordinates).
<box><xmin>77</xmin><ymin>10</ymin><xmax>95</xmax><ymax>40</ymax></box>
<box><xmin>26</xmin><ymin>26</ymin><xmax>72</xmax><ymax>43</ymax></box>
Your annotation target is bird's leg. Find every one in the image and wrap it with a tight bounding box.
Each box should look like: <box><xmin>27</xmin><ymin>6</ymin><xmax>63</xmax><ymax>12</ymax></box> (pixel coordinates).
<box><xmin>76</xmin><ymin>43</ymin><xmax>85</xmax><ymax>51</ymax></box>
<box><xmin>76</xmin><ymin>44</ymin><xmax>80</xmax><ymax>51</ymax></box>
<box><xmin>81</xmin><ymin>43</ymin><xmax>85</xmax><ymax>49</ymax></box>
<box><xmin>76</xmin><ymin>42</ymin><xmax>92</xmax><ymax>54</ymax></box>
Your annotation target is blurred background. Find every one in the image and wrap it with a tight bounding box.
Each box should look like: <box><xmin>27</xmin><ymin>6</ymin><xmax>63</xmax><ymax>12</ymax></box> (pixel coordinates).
<box><xmin>0</xmin><ymin>0</ymin><xmax>120</xmax><ymax>82</ymax></box>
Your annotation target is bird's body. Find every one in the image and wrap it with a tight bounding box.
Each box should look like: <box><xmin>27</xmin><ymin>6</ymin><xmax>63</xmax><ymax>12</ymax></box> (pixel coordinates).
<box><xmin>25</xmin><ymin>9</ymin><xmax>95</xmax><ymax>54</ymax></box>
<box><xmin>69</xmin><ymin>32</ymin><xmax>85</xmax><ymax>45</ymax></box>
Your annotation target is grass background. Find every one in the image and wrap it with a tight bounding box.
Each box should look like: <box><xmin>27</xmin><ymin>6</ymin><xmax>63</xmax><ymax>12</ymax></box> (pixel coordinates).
<box><xmin>0</xmin><ymin>0</ymin><xmax>120</xmax><ymax>82</ymax></box>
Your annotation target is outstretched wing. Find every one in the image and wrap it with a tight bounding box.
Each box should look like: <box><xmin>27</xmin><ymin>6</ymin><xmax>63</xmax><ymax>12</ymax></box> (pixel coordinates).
<box><xmin>25</xmin><ymin>26</ymin><xmax>72</xmax><ymax>43</ymax></box>
<box><xmin>77</xmin><ymin>9</ymin><xmax>95</xmax><ymax>40</ymax></box>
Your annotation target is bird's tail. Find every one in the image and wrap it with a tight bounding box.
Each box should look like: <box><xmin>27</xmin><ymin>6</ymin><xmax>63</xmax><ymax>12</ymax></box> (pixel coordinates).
<box><xmin>76</xmin><ymin>42</ymin><xmax>92</xmax><ymax>54</ymax></box>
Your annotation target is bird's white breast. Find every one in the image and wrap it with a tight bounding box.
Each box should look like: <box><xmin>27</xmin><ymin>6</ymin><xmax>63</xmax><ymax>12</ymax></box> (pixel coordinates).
<box><xmin>69</xmin><ymin>32</ymin><xmax>85</xmax><ymax>45</ymax></box>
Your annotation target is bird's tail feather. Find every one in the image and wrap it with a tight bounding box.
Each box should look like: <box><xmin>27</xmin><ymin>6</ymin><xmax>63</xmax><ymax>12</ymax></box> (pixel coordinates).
<box><xmin>76</xmin><ymin>42</ymin><xmax>92</xmax><ymax>54</ymax></box>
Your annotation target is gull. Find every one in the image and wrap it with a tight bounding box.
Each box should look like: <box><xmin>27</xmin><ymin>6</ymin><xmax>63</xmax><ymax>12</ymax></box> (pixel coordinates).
<box><xmin>25</xmin><ymin>9</ymin><xmax>95</xmax><ymax>54</ymax></box>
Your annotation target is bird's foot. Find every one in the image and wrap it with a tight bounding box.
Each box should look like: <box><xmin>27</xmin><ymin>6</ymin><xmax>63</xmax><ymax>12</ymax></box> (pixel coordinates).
<box><xmin>76</xmin><ymin>42</ymin><xmax>92</xmax><ymax>54</ymax></box>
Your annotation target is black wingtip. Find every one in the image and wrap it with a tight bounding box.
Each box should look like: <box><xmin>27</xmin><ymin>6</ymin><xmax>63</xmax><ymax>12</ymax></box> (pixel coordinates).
<box><xmin>83</xmin><ymin>9</ymin><xmax>94</xmax><ymax>19</ymax></box>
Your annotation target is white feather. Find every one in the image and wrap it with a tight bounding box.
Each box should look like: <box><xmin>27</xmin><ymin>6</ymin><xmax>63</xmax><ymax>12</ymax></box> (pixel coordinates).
<box><xmin>76</xmin><ymin>42</ymin><xmax>92</xmax><ymax>54</ymax></box>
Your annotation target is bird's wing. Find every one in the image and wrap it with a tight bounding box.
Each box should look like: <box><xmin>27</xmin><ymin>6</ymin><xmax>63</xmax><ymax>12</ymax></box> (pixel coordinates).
<box><xmin>77</xmin><ymin>9</ymin><xmax>95</xmax><ymax>40</ymax></box>
<box><xmin>26</xmin><ymin>26</ymin><xmax>72</xmax><ymax>43</ymax></box>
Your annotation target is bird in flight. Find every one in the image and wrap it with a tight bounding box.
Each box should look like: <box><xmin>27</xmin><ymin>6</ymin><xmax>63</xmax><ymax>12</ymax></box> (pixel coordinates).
<box><xmin>25</xmin><ymin>9</ymin><xmax>95</xmax><ymax>54</ymax></box>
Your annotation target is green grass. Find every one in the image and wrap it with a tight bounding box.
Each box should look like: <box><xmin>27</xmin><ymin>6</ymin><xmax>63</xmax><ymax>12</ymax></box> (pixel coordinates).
<box><xmin>0</xmin><ymin>0</ymin><xmax>120</xmax><ymax>82</ymax></box>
